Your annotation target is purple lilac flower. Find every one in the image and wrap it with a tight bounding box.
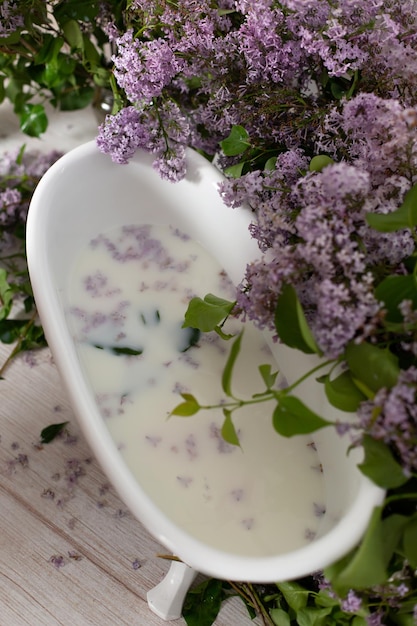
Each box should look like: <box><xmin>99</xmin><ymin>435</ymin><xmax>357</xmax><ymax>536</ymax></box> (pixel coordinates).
<box><xmin>318</xmin><ymin>95</ymin><xmax>417</xmax><ymax>187</ymax></box>
<box><xmin>113</xmin><ymin>31</ymin><xmax>185</xmax><ymax>103</ymax></box>
<box><xmin>153</xmin><ymin>144</ymin><xmax>187</xmax><ymax>182</ymax></box>
<box><xmin>96</xmin><ymin>106</ymin><xmax>162</xmax><ymax>165</ymax></box>
<box><xmin>0</xmin><ymin>189</ymin><xmax>22</xmax><ymax>226</ymax></box>
<box><xmin>0</xmin><ymin>1</ymin><xmax>24</xmax><ymax>36</ymax></box>
<box><xmin>357</xmin><ymin>367</ymin><xmax>417</xmax><ymax>474</ymax></box>
<box><xmin>0</xmin><ymin>148</ymin><xmax>62</xmax><ymax>228</ymax></box>
<box><xmin>237</xmin><ymin>5</ymin><xmax>301</xmax><ymax>85</ymax></box>
<box><xmin>97</xmin><ymin>100</ymin><xmax>190</xmax><ymax>181</ymax></box>
<box><xmin>96</xmin><ymin>0</ymin><xmax>417</xmax><ymax>349</ymax></box>
<box><xmin>234</xmin><ymin>161</ymin><xmax>383</xmax><ymax>357</ymax></box>
<box><xmin>341</xmin><ymin>590</ymin><xmax>362</xmax><ymax>613</ymax></box>
<box><xmin>366</xmin><ymin>612</ymin><xmax>386</xmax><ymax>626</ymax></box>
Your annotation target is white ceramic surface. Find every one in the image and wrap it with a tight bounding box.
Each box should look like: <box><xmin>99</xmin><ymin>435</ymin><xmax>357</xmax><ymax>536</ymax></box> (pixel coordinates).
<box><xmin>27</xmin><ymin>141</ymin><xmax>384</xmax><ymax>582</ymax></box>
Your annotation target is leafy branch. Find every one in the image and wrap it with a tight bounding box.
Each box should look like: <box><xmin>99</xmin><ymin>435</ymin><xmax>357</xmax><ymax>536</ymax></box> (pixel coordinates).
<box><xmin>171</xmin><ymin>293</ymin><xmax>333</xmax><ymax>445</ymax></box>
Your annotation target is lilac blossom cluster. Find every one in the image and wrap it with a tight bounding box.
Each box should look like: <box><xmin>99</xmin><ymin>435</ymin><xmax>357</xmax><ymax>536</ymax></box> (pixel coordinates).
<box><xmin>358</xmin><ymin>367</ymin><xmax>417</xmax><ymax>475</ymax></box>
<box><xmin>96</xmin><ymin>0</ymin><xmax>417</xmax><ymax>356</ymax></box>
<box><xmin>0</xmin><ymin>1</ymin><xmax>24</xmax><ymax>36</ymax></box>
<box><xmin>0</xmin><ymin>148</ymin><xmax>62</xmax><ymax>229</ymax></box>
<box><xmin>97</xmin><ymin>0</ymin><xmax>417</xmax><ymax>172</ymax></box>
<box><xmin>223</xmin><ymin>93</ymin><xmax>417</xmax><ymax>358</ymax></box>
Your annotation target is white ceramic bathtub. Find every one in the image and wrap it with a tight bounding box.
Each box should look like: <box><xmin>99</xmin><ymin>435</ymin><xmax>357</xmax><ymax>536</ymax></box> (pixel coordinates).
<box><xmin>26</xmin><ymin>142</ymin><xmax>384</xmax><ymax>616</ymax></box>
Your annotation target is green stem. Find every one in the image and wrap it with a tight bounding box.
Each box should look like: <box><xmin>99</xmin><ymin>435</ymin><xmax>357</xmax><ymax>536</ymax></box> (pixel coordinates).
<box><xmin>0</xmin><ymin>310</ymin><xmax>38</xmax><ymax>378</ymax></box>
<box><xmin>284</xmin><ymin>358</ymin><xmax>335</xmax><ymax>394</ymax></box>
<box><xmin>199</xmin><ymin>391</ymin><xmax>276</xmax><ymax>412</ymax></box>
<box><xmin>383</xmin><ymin>491</ymin><xmax>417</xmax><ymax>506</ymax></box>
<box><xmin>227</xmin><ymin>581</ymin><xmax>275</xmax><ymax>626</ymax></box>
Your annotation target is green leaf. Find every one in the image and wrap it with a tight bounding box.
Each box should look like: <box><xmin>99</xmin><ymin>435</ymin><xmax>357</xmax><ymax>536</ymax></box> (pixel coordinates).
<box><xmin>296</xmin><ymin>607</ymin><xmax>333</xmax><ymax>626</ymax></box>
<box><xmin>0</xmin><ymin>319</ymin><xmax>23</xmax><ymax>344</ymax></box>
<box><xmin>0</xmin><ymin>269</ymin><xmax>13</xmax><ymax>321</ymax></box>
<box><xmin>309</xmin><ymin>155</ymin><xmax>334</xmax><ymax>172</ymax></box>
<box><xmin>403</xmin><ymin>515</ymin><xmax>417</xmax><ymax>568</ymax></box>
<box><xmin>314</xmin><ymin>590</ymin><xmax>341</xmax><ymax>609</ymax></box>
<box><xmin>258</xmin><ymin>363</ymin><xmax>279</xmax><ymax>390</ymax></box>
<box><xmin>58</xmin><ymin>85</ymin><xmax>95</xmax><ymax>111</ymax></box>
<box><xmin>275</xmin><ymin>284</ymin><xmax>320</xmax><ymax>354</ymax></box>
<box><xmin>392</xmin><ymin>616</ymin><xmax>417</xmax><ymax>626</ymax></box>
<box><xmin>358</xmin><ymin>435</ymin><xmax>408</xmax><ymax>488</ymax></box>
<box><xmin>325</xmin><ymin>506</ymin><xmax>387</xmax><ymax>594</ymax></box>
<box><xmin>170</xmin><ymin>393</ymin><xmax>200</xmax><ymax>417</ymax></box>
<box><xmin>330</xmin><ymin>79</ymin><xmax>347</xmax><ymax>100</ymax></box>
<box><xmin>34</xmin><ymin>34</ymin><xmax>64</xmax><ymax>65</ymax></box>
<box><xmin>54</xmin><ymin>0</ymin><xmax>101</xmax><ymax>23</ymax></box>
<box><xmin>221</xmin><ymin>409</ymin><xmax>240</xmax><ymax>446</ymax></box>
<box><xmin>183</xmin><ymin>579</ymin><xmax>225</xmax><ymax>626</ymax></box>
<box><xmin>220</xmin><ymin>125</ymin><xmax>250</xmax><ymax>156</ymax></box>
<box><xmin>277</xmin><ymin>581</ymin><xmax>309</xmax><ymax>611</ymax></box>
<box><xmin>375</xmin><ymin>274</ymin><xmax>417</xmax><ymax>322</ymax></box>
<box><xmin>19</xmin><ymin>103</ymin><xmax>48</xmax><ymax>137</ymax></box>
<box><xmin>366</xmin><ymin>183</ymin><xmax>417</xmax><ymax>232</ymax></box>
<box><xmin>273</xmin><ymin>396</ymin><xmax>331</xmax><ymax>437</ymax></box>
<box><xmin>82</xmin><ymin>35</ymin><xmax>102</xmax><ymax>67</ymax></box>
<box><xmin>40</xmin><ymin>421</ymin><xmax>69</xmax><ymax>444</ymax></box>
<box><xmin>62</xmin><ymin>19</ymin><xmax>84</xmax><ymax>51</ymax></box>
<box><xmin>381</xmin><ymin>514</ymin><xmax>409</xmax><ymax>564</ymax></box>
<box><xmin>345</xmin><ymin>342</ymin><xmax>399</xmax><ymax>393</ymax></box>
<box><xmin>0</xmin><ymin>76</ymin><xmax>6</xmax><ymax>104</ymax></box>
<box><xmin>221</xmin><ymin>331</ymin><xmax>243</xmax><ymax>397</ymax></box>
<box><xmin>324</xmin><ymin>369</ymin><xmax>367</xmax><ymax>412</ymax></box>
<box><xmin>270</xmin><ymin>607</ymin><xmax>291</xmax><ymax>626</ymax></box>
<box><xmin>223</xmin><ymin>162</ymin><xmax>245</xmax><ymax>178</ymax></box>
<box><xmin>264</xmin><ymin>156</ymin><xmax>277</xmax><ymax>171</ymax></box>
<box><xmin>0</xmin><ymin>318</ymin><xmax>45</xmax><ymax>349</ymax></box>
<box><xmin>183</xmin><ymin>294</ymin><xmax>235</xmax><ymax>332</ymax></box>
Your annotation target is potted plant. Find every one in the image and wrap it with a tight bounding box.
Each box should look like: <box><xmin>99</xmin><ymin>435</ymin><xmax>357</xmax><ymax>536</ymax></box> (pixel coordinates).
<box><xmin>0</xmin><ymin>0</ymin><xmax>128</xmax><ymax>136</ymax></box>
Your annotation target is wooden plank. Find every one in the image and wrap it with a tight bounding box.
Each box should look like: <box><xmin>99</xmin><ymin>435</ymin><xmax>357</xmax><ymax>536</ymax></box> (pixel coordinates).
<box><xmin>0</xmin><ymin>344</ymin><xmax>260</xmax><ymax>625</ymax></box>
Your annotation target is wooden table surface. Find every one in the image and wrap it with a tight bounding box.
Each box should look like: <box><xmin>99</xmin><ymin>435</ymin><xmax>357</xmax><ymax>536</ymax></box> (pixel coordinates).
<box><xmin>0</xmin><ymin>104</ymin><xmax>261</xmax><ymax>625</ymax></box>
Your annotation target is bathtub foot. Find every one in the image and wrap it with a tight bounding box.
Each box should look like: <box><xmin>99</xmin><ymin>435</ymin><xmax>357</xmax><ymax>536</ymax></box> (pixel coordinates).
<box><xmin>147</xmin><ymin>560</ymin><xmax>198</xmax><ymax>621</ymax></box>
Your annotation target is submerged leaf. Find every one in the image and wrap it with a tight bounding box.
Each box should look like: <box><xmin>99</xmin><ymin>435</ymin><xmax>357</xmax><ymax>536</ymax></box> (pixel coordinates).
<box><xmin>93</xmin><ymin>344</ymin><xmax>143</xmax><ymax>356</ymax></box>
<box><xmin>179</xmin><ymin>327</ymin><xmax>201</xmax><ymax>352</ymax></box>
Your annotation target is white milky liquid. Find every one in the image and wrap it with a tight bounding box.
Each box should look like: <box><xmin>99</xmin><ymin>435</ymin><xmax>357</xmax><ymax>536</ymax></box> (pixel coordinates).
<box><xmin>66</xmin><ymin>224</ymin><xmax>325</xmax><ymax>557</ymax></box>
